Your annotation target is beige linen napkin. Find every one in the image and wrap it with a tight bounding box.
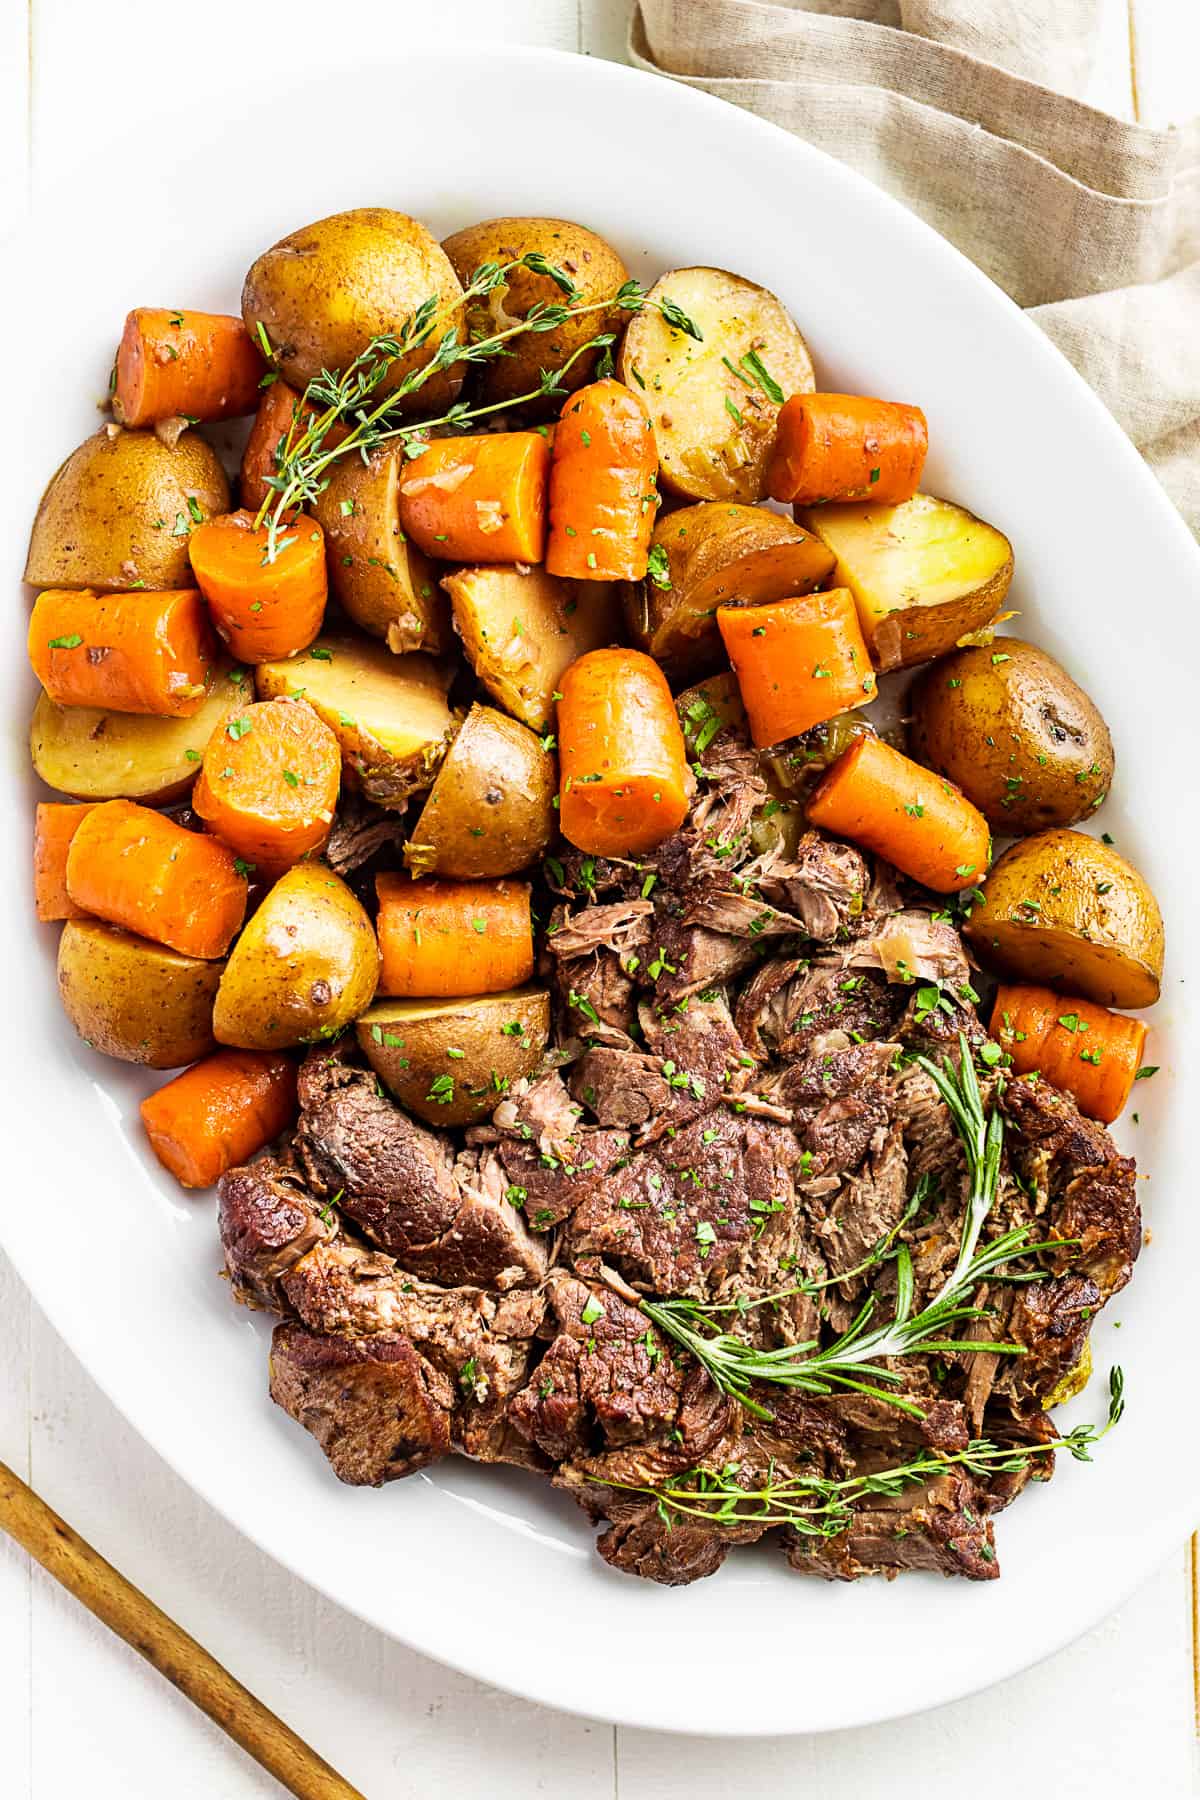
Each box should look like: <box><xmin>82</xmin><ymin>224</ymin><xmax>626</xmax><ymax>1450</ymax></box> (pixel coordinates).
<box><xmin>631</xmin><ymin>0</ymin><xmax>1200</xmax><ymax>532</ymax></box>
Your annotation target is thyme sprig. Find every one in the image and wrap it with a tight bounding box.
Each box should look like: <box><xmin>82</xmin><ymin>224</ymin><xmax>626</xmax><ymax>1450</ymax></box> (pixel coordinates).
<box><xmin>590</xmin><ymin>1366</ymin><xmax>1125</xmax><ymax>1535</ymax></box>
<box><xmin>635</xmin><ymin>1037</ymin><xmax>1049</xmax><ymax>1421</ymax></box>
<box><xmin>255</xmin><ymin>256</ymin><xmax>702</xmax><ymax>558</ymax></box>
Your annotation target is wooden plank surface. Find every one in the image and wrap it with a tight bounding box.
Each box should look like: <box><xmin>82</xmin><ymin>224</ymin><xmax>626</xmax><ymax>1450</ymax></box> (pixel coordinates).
<box><xmin>2</xmin><ymin>2</ymin><xmax>1197</xmax><ymax>1793</ymax></box>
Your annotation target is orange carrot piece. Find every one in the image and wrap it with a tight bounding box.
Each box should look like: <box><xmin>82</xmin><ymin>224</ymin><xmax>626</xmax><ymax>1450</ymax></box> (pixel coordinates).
<box><xmin>991</xmin><ymin>983</ymin><xmax>1147</xmax><ymax>1125</ymax></box>
<box><xmin>766</xmin><ymin>393</ymin><xmax>928</xmax><ymax>506</ymax></box>
<box><xmin>192</xmin><ymin>699</ymin><xmax>340</xmax><ymax>876</ymax></box>
<box><xmin>187</xmin><ymin>510</ymin><xmax>327</xmax><ymax>663</ymax></box>
<box><xmin>397</xmin><ymin>433</ymin><xmax>549</xmax><ymax>563</ymax></box>
<box><xmin>240</xmin><ymin>380</ymin><xmax>315</xmax><ymax>512</ymax></box>
<box><xmin>807</xmin><ymin>733</ymin><xmax>990</xmax><ymax>893</ymax></box>
<box><xmin>717</xmin><ymin>589</ymin><xmax>877</xmax><ymax>748</ymax></box>
<box><xmin>66</xmin><ymin>798</ymin><xmax>247</xmax><ymax>959</ymax></box>
<box><xmin>34</xmin><ymin>803</ymin><xmax>99</xmax><ymax>922</ymax></box>
<box><xmin>140</xmin><ymin>1048</ymin><xmax>298</xmax><ymax>1188</ymax></box>
<box><xmin>28</xmin><ymin>588</ymin><xmax>216</xmax><ymax>717</ymax></box>
<box><xmin>376</xmin><ymin>874</ymin><xmax>533</xmax><ymax>998</ymax></box>
<box><xmin>557</xmin><ymin>647</ymin><xmax>690</xmax><ymax>857</ymax></box>
<box><xmin>546</xmin><ymin>379</ymin><xmax>657</xmax><ymax>580</ymax></box>
<box><xmin>113</xmin><ymin>309</ymin><xmax>263</xmax><ymax>428</ymax></box>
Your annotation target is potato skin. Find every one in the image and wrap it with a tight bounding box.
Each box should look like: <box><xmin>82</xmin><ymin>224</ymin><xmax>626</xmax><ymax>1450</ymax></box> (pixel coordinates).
<box><xmin>31</xmin><ymin>663</ymin><xmax>247</xmax><ymax>803</ymax></box>
<box><xmin>24</xmin><ymin>426</ymin><xmax>231</xmax><ymax>592</ymax></box>
<box><xmin>313</xmin><ymin>448</ymin><xmax>445</xmax><ymax>653</ymax></box>
<box><xmin>57</xmin><ymin>920</ymin><xmax>221</xmax><ymax>1067</ymax></box>
<box><xmin>357</xmin><ymin>988</ymin><xmax>550</xmax><ymax>1126</ymax></box>
<box><xmin>964</xmin><ymin>827</ymin><xmax>1164</xmax><ymax>1008</ymax></box>
<box><xmin>242</xmin><ymin>208</ymin><xmax>464</xmax><ymax>412</ymax></box>
<box><xmin>908</xmin><ymin>640</ymin><xmax>1114</xmax><ymax>833</ymax></box>
<box><xmin>213</xmin><ymin>865</ymin><xmax>380</xmax><ymax>1049</ymax></box>
<box><xmin>443</xmin><ymin>563</ymin><xmax>621</xmax><ymax>730</ymax></box>
<box><xmin>626</xmin><ymin>502</ymin><xmax>835</xmax><ymax>678</ymax></box>
<box><xmin>406</xmin><ymin>702</ymin><xmax>555</xmax><ymax>878</ymax></box>
<box><xmin>442</xmin><ymin>216</ymin><xmax>628</xmax><ymax>411</ymax></box>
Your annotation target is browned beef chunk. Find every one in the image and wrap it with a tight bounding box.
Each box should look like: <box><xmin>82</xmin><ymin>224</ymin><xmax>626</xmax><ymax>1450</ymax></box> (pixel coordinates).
<box><xmin>295</xmin><ymin>1054</ymin><xmax>546</xmax><ymax>1288</ymax></box>
<box><xmin>1001</xmin><ymin>1272</ymin><xmax>1103</xmax><ymax>1404</ymax></box>
<box><xmin>269</xmin><ymin>1324</ymin><xmax>454</xmax><ymax>1485</ymax></box>
<box><xmin>638</xmin><ymin>914</ymin><xmax>759</xmax><ymax>1008</ymax></box>
<box><xmin>218</xmin><ymin>1157</ymin><xmax>336</xmax><ymax>1310</ymax></box>
<box><xmin>847</xmin><ymin>909</ymin><xmax>970</xmax><ymax>987</ymax></box>
<box><xmin>754</xmin><ymin>831</ymin><xmax>869</xmax><ymax>942</ymax></box>
<box><xmin>323</xmin><ymin>794</ymin><xmax>408</xmax><ymax>875</ymax></box>
<box><xmin>491</xmin><ymin>1070</ymin><xmax>583</xmax><ymax>1159</ymax></box>
<box><xmin>570</xmin><ymin>994</ymin><xmax>749</xmax><ymax>1146</ymax></box>
<box><xmin>545</xmin><ymin>899</ymin><xmax>654</xmax><ymax>1049</ymax></box>
<box><xmin>818</xmin><ymin>1124</ymin><xmax>908</xmax><ymax>1283</ymax></box>
<box><xmin>736</xmin><ymin>959</ymin><xmax>904</xmax><ymax>1062</ymax></box>
<box><xmin>495</xmin><ymin>1127</ymin><xmax>630</xmax><ymax>1232</ymax></box>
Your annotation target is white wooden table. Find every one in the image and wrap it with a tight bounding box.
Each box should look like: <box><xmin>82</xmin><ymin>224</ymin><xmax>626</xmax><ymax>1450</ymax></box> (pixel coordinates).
<box><xmin>2</xmin><ymin>3</ymin><xmax>1197</xmax><ymax>1793</ymax></box>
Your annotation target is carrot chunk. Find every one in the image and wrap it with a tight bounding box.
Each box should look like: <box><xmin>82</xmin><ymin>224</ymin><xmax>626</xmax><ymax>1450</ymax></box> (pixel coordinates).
<box><xmin>718</xmin><ymin>588</ymin><xmax>877</xmax><ymax>747</ymax></box>
<box><xmin>557</xmin><ymin>647</ymin><xmax>690</xmax><ymax>857</ymax></box>
<box><xmin>28</xmin><ymin>588</ymin><xmax>216</xmax><ymax>717</ymax></box>
<box><xmin>34</xmin><ymin>803</ymin><xmax>99</xmax><ymax>922</ymax></box>
<box><xmin>241</xmin><ymin>380</ymin><xmax>316</xmax><ymax>512</ymax></box>
<box><xmin>806</xmin><ymin>733</ymin><xmax>990</xmax><ymax>893</ymax></box>
<box><xmin>65</xmin><ymin>798</ymin><xmax>247</xmax><ymax>959</ymax></box>
<box><xmin>140</xmin><ymin>1049</ymin><xmax>298</xmax><ymax>1188</ymax></box>
<box><xmin>188</xmin><ymin>510</ymin><xmax>327</xmax><ymax>663</ymax></box>
<box><xmin>376</xmin><ymin>874</ymin><xmax>533</xmax><ymax>998</ymax></box>
<box><xmin>766</xmin><ymin>393</ymin><xmax>928</xmax><ymax>506</ymax></box>
<box><xmin>991</xmin><ymin>984</ymin><xmax>1148</xmax><ymax>1125</ymax></box>
<box><xmin>192</xmin><ymin>699</ymin><xmax>340</xmax><ymax>876</ymax></box>
<box><xmin>114</xmin><ymin>309</ymin><xmax>264</xmax><ymax>427</ymax></box>
<box><xmin>397</xmin><ymin>433</ymin><xmax>549</xmax><ymax>563</ymax></box>
<box><xmin>546</xmin><ymin>379</ymin><xmax>657</xmax><ymax>580</ymax></box>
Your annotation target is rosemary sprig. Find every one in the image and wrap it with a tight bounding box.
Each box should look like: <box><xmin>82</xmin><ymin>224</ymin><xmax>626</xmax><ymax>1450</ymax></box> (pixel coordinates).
<box><xmin>255</xmin><ymin>257</ymin><xmax>702</xmax><ymax>559</ymax></box>
<box><xmin>636</xmin><ymin>1036</ymin><xmax>1046</xmax><ymax>1421</ymax></box>
<box><xmin>590</xmin><ymin>1366</ymin><xmax>1125</xmax><ymax>1535</ymax></box>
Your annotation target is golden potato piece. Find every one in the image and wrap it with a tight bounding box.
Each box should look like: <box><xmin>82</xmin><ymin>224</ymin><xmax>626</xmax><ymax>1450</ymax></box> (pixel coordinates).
<box><xmin>405</xmin><ymin>702</ymin><xmax>556</xmax><ymax>879</ymax></box>
<box><xmin>24</xmin><ymin>425</ymin><xmax>231</xmax><ymax>592</ymax></box>
<box><xmin>242</xmin><ymin>208</ymin><xmax>464</xmax><ymax>412</ymax></box>
<box><xmin>908</xmin><ymin>639</ymin><xmax>1114</xmax><ymax>834</ymax></box>
<box><xmin>57</xmin><ymin>920</ymin><xmax>221</xmax><ymax>1067</ymax></box>
<box><xmin>627</xmin><ymin>502</ymin><xmax>835</xmax><ymax>677</ymax></box>
<box><xmin>255</xmin><ymin>636</ymin><xmax>454</xmax><ymax>808</ymax></box>
<box><xmin>357</xmin><ymin>987</ymin><xmax>550</xmax><ymax>1126</ymax></box>
<box><xmin>443</xmin><ymin>563</ymin><xmax>621</xmax><ymax>730</ymax></box>
<box><xmin>964</xmin><ymin>828</ymin><xmax>1164</xmax><ymax>1009</ymax></box>
<box><xmin>796</xmin><ymin>493</ymin><xmax>1013</xmax><ymax>673</ymax></box>
<box><xmin>442</xmin><ymin>216</ymin><xmax>628</xmax><ymax>411</ymax></box>
<box><xmin>213</xmin><ymin>865</ymin><xmax>380</xmax><ymax>1049</ymax></box>
<box><xmin>31</xmin><ymin>662</ymin><xmax>249</xmax><ymax>803</ymax></box>
<box><xmin>312</xmin><ymin>447</ymin><xmax>445</xmax><ymax>653</ymax></box>
<box><xmin>618</xmin><ymin>267</ymin><xmax>814</xmax><ymax>503</ymax></box>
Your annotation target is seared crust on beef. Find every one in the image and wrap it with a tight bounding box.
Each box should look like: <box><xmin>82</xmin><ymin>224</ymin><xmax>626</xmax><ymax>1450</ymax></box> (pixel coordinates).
<box><xmin>269</xmin><ymin>1324</ymin><xmax>454</xmax><ymax>1485</ymax></box>
<box><xmin>218</xmin><ymin>1157</ymin><xmax>336</xmax><ymax>1309</ymax></box>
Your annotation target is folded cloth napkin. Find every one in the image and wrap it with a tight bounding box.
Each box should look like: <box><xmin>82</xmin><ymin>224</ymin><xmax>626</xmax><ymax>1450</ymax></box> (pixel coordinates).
<box><xmin>631</xmin><ymin>0</ymin><xmax>1200</xmax><ymax>532</ymax></box>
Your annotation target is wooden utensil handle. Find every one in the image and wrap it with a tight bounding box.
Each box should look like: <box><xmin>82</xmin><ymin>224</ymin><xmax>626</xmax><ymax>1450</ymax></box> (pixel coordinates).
<box><xmin>0</xmin><ymin>1461</ymin><xmax>364</xmax><ymax>1800</ymax></box>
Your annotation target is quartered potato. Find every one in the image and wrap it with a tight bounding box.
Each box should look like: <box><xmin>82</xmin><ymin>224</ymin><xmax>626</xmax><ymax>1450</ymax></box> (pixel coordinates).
<box><xmin>213</xmin><ymin>865</ymin><xmax>380</xmax><ymax>1049</ymax></box>
<box><xmin>356</xmin><ymin>987</ymin><xmax>550</xmax><ymax>1126</ymax></box>
<box><xmin>618</xmin><ymin>267</ymin><xmax>814</xmax><ymax>503</ymax></box>
<box><xmin>242</xmin><ymin>208</ymin><xmax>465</xmax><ymax>413</ymax></box>
<box><xmin>443</xmin><ymin>563</ymin><xmax>621</xmax><ymax>729</ymax></box>
<box><xmin>31</xmin><ymin>662</ymin><xmax>248</xmax><ymax>803</ymax></box>
<box><xmin>964</xmin><ymin>828</ymin><xmax>1164</xmax><ymax>1008</ymax></box>
<box><xmin>796</xmin><ymin>493</ymin><xmax>1013</xmax><ymax>673</ymax></box>
<box><xmin>405</xmin><ymin>702</ymin><xmax>555</xmax><ymax>878</ymax></box>
<box><xmin>24</xmin><ymin>425</ymin><xmax>231</xmax><ymax>592</ymax></box>
<box><xmin>57</xmin><ymin>920</ymin><xmax>222</xmax><ymax>1067</ymax></box>
<box><xmin>627</xmin><ymin>502</ymin><xmax>835</xmax><ymax>678</ymax></box>
<box><xmin>254</xmin><ymin>636</ymin><xmax>454</xmax><ymax>807</ymax></box>
<box><xmin>442</xmin><ymin>216</ymin><xmax>629</xmax><ymax>411</ymax></box>
<box><xmin>312</xmin><ymin>447</ymin><xmax>446</xmax><ymax>654</ymax></box>
<box><xmin>908</xmin><ymin>639</ymin><xmax>1114</xmax><ymax>833</ymax></box>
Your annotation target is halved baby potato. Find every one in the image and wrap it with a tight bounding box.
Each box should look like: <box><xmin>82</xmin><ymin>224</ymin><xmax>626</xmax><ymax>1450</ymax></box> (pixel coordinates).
<box><xmin>312</xmin><ymin>447</ymin><xmax>446</xmax><ymax>654</ymax></box>
<box><xmin>618</xmin><ymin>267</ymin><xmax>814</xmax><ymax>503</ymax></box>
<box><xmin>796</xmin><ymin>493</ymin><xmax>1013</xmax><ymax>673</ymax></box>
<box><xmin>213</xmin><ymin>864</ymin><xmax>380</xmax><ymax>1049</ymax></box>
<box><xmin>964</xmin><ymin>828</ymin><xmax>1164</xmax><ymax>1009</ymax></box>
<box><xmin>31</xmin><ymin>661</ymin><xmax>248</xmax><ymax>803</ymax></box>
<box><xmin>356</xmin><ymin>987</ymin><xmax>550</xmax><ymax>1126</ymax></box>
<box><xmin>57</xmin><ymin>919</ymin><xmax>222</xmax><ymax>1067</ymax></box>
<box><xmin>444</xmin><ymin>563</ymin><xmax>622</xmax><ymax>730</ymax></box>
<box><xmin>628</xmin><ymin>502</ymin><xmax>835</xmax><ymax>677</ymax></box>
<box><xmin>405</xmin><ymin>702</ymin><xmax>556</xmax><ymax>879</ymax></box>
<box><xmin>254</xmin><ymin>636</ymin><xmax>454</xmax><ymax>807</ymax></box>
